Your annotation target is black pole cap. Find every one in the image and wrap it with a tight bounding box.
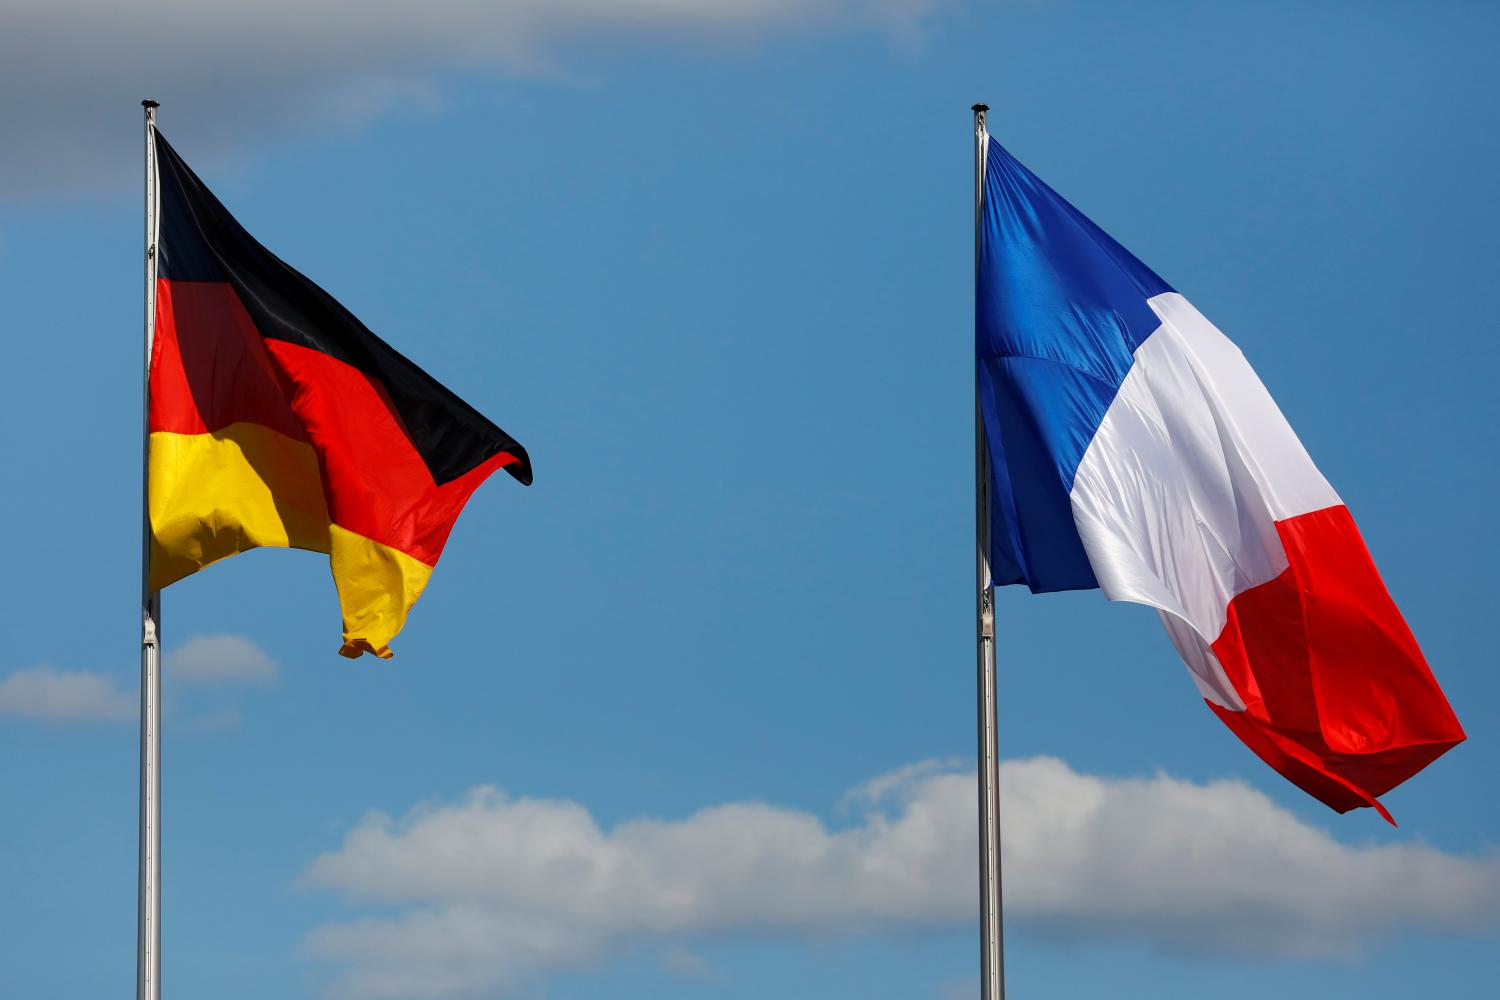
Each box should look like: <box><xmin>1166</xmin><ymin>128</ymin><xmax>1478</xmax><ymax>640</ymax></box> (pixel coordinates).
<box><xmin>972</xmin><ymin>103</ymin><xmax>989</xmax><ymax>113</ymax></box>
<box><xmin>141</xmin><ymin>99</ymin><xmax>160</xmax><ymax>109</ymax></box>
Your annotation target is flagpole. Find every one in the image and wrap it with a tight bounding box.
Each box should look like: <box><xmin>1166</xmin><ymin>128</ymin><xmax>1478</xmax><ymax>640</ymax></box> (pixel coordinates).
<box><xmin>972</xmin><ymin>102</ymin><xmax>1005</xmax><ymax>1000</ymax></box>
<box><xmin>138</xmin><ymin>97</ymin><xmax>163</xmax><ymax>1000</ymax></box>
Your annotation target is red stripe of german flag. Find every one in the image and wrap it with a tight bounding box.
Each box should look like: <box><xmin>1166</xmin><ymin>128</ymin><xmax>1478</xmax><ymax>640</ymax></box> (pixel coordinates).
<box><xmin>148</xmin><ymin>129</ymin><xmax>530</xmax><ymax>659</ymax></box>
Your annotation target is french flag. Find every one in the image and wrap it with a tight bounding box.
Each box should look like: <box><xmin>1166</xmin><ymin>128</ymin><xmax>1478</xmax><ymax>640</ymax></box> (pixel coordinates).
<box><xmin>976</xmin><ymin>135</ymin><xmax>1464</xmax><ymax>822</ymax></box>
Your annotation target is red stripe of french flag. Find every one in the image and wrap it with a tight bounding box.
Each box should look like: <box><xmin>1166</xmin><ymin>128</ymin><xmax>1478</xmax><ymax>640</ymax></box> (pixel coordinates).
<box><xmin>1069</xmin><ymin>293</ymin><xmax>1464</xmax><ymax>822</ymax></box>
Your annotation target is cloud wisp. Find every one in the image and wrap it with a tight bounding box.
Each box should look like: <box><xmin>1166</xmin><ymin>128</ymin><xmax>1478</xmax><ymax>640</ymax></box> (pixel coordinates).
<box><xmin>0</xmin><ymin>665</ymin><xmax>136</xmax><ymax>723</ymax></box>
<box><xmin>304</xmin><ymin>756</ymin><xmax>1500</xmax><ymax>998</ymax></box>
<box><xmin>166</xmin><ymin>633</ymin><xmax>278</xmax><ymax>685</ymax></box>
<box><xmin>2</xmin><ymin>0</ymin><xmax>945</xmax><ymax>197</ymax></box>
<box><xmin>0</xmin><ymin>633</ymin><xmax>276</xmax><ymax>725</ymax></box>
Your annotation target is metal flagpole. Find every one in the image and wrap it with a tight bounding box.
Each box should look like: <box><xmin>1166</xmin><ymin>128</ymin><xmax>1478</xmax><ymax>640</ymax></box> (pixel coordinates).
<box><xmin>138</xmin><ymin>97</ymin><xmax>163</xmax><ymax>1000</ymax></box>
<box><xmin>972</xmin><ymin>102</ymin><xmax>1005</xmax><ymax>1000</ymax></box>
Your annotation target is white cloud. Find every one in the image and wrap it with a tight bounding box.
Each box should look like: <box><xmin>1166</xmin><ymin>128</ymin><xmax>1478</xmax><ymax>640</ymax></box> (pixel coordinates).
<box><xmin>656</xmin><ymin>946</ymin><xmax>719</xmax><ymax>980</ymax></box>
<box><xmin>0</xmin><ymin>665</ymin><xmax>135</xmax><ymax>723</ymax></box>
<box><xmin>1</xmin><ymin>0</ymin><xmax>946</xmax><ymax>197</ymax></box>
<box><xmin>303</xmin><ymin>757</ymin><xmax>1500</xmax><ymax>997</ymax></box>
<box><xmin>0</xmin><ymin>633</ymin><xmax>273</xmax><ymax>726</ymax></box>
<box><xmin>180</xmin><ymin>706</ymin><xmax>244</xmax><ymax>734</ymax></box>
<box><xmin>166</xmin><ymin>633</ymin><xmax>277</xmax><ymax>685</ymax></box>
<box><xmin>840</xmin><ymin>754</ymin><xmax>962</xmax><ymax>808</ymax></box>
<box><xmin>311</xmin><ymin>907</ymin><xmax>595</xmax><ymax>999</ymax></box>
<box><xmin>938</xmin><ymin>977</ymin><xmax>980</xmax><ymax>1000</ymax></box>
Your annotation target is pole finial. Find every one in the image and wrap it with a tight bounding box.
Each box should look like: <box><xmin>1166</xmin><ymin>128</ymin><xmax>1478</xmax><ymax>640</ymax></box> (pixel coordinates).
<box><xmin>972</xmin><ymin>103</ymin><xmax>989</xmax><ymax>113</ymax></box>
<box><xmin>141</xmin><ymin>99</ymin><xmax>160</xmax><ymax>109</ymax></box>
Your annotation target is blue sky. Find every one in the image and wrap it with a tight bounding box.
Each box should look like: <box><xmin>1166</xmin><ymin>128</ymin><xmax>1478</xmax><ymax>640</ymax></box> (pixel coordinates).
<box><xmin>2</xmin><ymin>1</ymin><xmax>1497</xmax><ymax>997</ymax></box>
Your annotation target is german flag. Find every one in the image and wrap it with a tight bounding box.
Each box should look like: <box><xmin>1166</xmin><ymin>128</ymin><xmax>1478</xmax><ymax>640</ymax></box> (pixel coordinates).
<box><xmin>148</xmin><ymin>129</ymin><xmax>532</xmax><ymax>659</ymax></box>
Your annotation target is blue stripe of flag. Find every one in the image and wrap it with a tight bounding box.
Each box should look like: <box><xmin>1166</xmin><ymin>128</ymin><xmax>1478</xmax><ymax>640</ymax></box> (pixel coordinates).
<box><xmin>977</xmin><ymin>137</ymin><xmax>1173</xmax><ymax>592</ymax></box>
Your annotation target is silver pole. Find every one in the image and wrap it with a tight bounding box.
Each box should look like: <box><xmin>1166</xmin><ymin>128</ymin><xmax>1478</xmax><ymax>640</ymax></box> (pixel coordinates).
<box><xmin>138</xmin><ymin>98</ymin><xmax>162</xmax><ymax>1000</ymax></box>
<box><xmin>972</xmin><ymin>102</ymin><xmax>1005</xmax><ymax>1000</ymax></box>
